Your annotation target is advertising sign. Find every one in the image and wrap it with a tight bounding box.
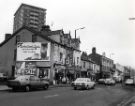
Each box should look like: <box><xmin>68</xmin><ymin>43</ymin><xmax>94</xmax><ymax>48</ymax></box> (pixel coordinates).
<box><xmin>17</xmin><ymin>42</ymin><xmax>50</xmax><ymax>61</ymax></box>
<box><xmin>15</xmin><ymin>62</ymin><xmax>37</xmax><ymax>77</ymax></box>
<box><xmin>25</xmin><ymin>62</ymin><xmax>37</xmax><ymax>75</ymax></box>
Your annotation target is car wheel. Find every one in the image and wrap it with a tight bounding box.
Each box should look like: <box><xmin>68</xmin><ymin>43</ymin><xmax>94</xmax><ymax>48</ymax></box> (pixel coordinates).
<box><xmin>86</xmin><ymin>85</ymin><xmax>89</xmax><ymax>90</ymax></box>
<box><xmin>44</xmin><ymin>84</ymin><xmax>49</xmax><ymax>90</ymax></box>
<box><xmin>74</xmin><ymin>87</ymin><xmax>77</xmax><ymax>90</ymax></box>
<box><xmin>12</xmin><ymin>87</ymin><xmax>17</xmax><ymax>91</ymax></box>
<box><xmin>25</xmin><ymin>86</ymin><xmax>30</xmax><ymax>92</ymax></box>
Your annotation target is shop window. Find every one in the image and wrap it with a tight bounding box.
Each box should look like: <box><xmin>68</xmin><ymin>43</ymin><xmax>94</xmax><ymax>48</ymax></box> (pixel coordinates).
<box><xmin>39</xmin><ymin>68</ymin><xmax>49</xmax><ymax>79</ymax></box>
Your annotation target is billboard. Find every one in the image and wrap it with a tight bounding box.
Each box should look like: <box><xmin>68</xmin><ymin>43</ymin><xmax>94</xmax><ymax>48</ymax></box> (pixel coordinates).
<box><xmin>17</xmin><ymin>42</ymin><xmax>50</xmax><ymax>61</ymax></box>
<box><xmin>15</xmin><ymin>62</ymin><xmax>37</xmax><ymax>77</ymax></box>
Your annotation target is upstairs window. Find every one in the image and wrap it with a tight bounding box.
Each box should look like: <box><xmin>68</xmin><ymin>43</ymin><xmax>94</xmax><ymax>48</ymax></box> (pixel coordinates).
<box><xmin>77</xmin><ymin>57</ymin><xmax>79</xmax><ymax>65</ymax></box>
<box><xmin>60</xmin><ymin>52</ymin><xmax>63</xmax><ymax>61</ymax></box>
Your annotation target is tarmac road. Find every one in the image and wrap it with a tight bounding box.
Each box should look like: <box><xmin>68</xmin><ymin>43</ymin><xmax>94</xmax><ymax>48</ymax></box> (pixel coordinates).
<box><xmin>0</xmin><ymin>84</ymin><xmax>134</xmax><ymax>106</ymax></box>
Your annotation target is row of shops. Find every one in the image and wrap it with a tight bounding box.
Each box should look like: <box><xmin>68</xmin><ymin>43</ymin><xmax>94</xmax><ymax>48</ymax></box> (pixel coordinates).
<box><xmin>13</xmin><ymin>61</ymin><xmax>98</xmax><ymax>84</ymax></box>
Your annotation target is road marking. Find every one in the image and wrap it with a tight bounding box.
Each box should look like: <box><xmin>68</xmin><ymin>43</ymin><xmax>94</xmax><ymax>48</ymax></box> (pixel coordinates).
<box><xmin>44</xmin><ymin>94</ymin><xmax>59</xmax><ymax>99</ymax></box>
<box><xmin>117</xmin><ymin>96</ymin><xmax>135</xmax><ymax>106</ymax></box>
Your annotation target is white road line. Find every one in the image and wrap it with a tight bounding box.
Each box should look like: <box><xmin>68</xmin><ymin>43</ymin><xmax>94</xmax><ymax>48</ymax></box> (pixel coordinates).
<box><xmin>44</xmin><ymin>94</ymin><xmax>59</xmax><ymax>99</ymax></box>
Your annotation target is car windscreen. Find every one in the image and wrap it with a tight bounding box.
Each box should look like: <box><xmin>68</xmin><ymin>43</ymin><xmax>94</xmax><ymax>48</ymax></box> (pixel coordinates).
<box><xmin>15</xmin><ymin>76</ymin><xmax>29</xmax><ymax>80</ymax></box>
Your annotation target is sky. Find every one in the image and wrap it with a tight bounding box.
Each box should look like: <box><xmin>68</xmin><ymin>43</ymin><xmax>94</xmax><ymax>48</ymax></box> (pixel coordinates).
<box><xmin>0</xmin><ymin>0</ymin><xmax>135</xmax><ymax>68</ymax></box>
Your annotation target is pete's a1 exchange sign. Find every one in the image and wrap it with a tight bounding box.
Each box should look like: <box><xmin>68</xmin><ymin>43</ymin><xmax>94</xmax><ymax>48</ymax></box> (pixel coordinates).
<box><xmin>17</xmin><ymin>42</ymin><xmax>50</xmax><ymax>61</ymax></box>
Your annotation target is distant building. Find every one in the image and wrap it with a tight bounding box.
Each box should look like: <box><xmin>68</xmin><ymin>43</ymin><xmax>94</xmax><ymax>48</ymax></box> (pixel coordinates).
<box><xmin>89</xmin><ymin>47</ymin><xmax>114</xmax><ymax>78</ymax></box>
<box><xmin>13</xmin><ymin>3</ymin><xmax>46</xmax><ymax>33</ymax></box>
<box><xmin>113</xmin><ymin>63</ymin><xmax>124</xmax><ymax>76</ymax></box>
<box><xmin>81</xmin><ymin>52</ymin><xmax>100</xmax><ymax>80</ymax></box>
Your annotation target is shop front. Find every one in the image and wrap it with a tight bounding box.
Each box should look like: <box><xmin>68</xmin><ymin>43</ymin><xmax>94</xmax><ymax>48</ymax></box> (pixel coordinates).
<box><xmin>15</xmin><ymin>61</ymin><xmax>51</xmax><ymax>80</ymax></box>
<box><xmin>54</xmin><ymin>64</ymin><xmax>66</xmax><ymax>84</ymax></box>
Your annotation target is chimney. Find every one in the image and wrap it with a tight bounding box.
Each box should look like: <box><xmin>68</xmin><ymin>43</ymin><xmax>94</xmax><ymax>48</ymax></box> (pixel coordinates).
<box><xmin>92</xmin><ymin>47</ymin><xmax>96</xmax><ymax>54</ymax></box>
<box><xmin>41</xmin><ymin>25</ymin><xmax>51</xmax><ymax>32</ymax></box>
<box><xmin>5</xmin><ymin>34</ymin><xmax>11</xmax><ymax>40</ymax></box>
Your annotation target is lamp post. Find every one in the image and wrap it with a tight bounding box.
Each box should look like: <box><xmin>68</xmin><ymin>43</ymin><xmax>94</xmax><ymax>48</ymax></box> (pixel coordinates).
<box><xmin>75</xmin><ymin>27</ymin><xmax>85</xmax><ymax>39</ymax></box>
<box><xmin>73</xmin><ymin>27</ymin><xmax>85</xmax><ymax>79</ymax></box>
<box><xmin>129</xmin><ymin>17</ymin><xmax>135</xmax><ymax>20</ymax></box>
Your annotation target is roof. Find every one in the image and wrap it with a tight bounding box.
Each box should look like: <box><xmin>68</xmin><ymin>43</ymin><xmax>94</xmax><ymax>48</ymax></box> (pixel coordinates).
<box><xmin>14</xmin><ymin>3</ymin><xmax>46</xmax><ymax>16</ymax></box>
<box><xmin>81</xmin><ymin>52</ymin><xmax>95</xmax><ymax>63</ymax></box>
<box><xmin>71</xmin><ymin>38</ymin><xmax>81</xmax><ymax>43</ymax></box>
<box><xmin>89</xmin><ymin>52</ymin><xmax>113</xmax><ymax>62</ymax></box>
<box><xmin>0</xmin><ymin>26</ymin><xmax>81</xmax><ymax>52</ymax></box>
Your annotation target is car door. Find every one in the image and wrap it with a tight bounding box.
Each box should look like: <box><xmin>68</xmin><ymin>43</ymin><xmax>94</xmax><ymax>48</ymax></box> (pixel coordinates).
<box><xmin>87</xmin><ymin>79</ymin><xmax>92</xmax><ymax>88</ymax></box>
<box><xmin>30</xmin><ymin>76</ymin><xmax>40</xmax><ymax>88</ymax></box>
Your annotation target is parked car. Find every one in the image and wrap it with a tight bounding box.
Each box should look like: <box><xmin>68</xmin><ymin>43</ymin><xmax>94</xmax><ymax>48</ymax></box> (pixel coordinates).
<box><xmin>98</xmin><ymin>78</ymin><xmax>106</xmax><ymax>84</ymax></box>
<box><xmin>105</xmin><ymin>78</ymin><xmax>115</xmax><ymax>85</ymax></box>
<box><xmin>7</xmin><ymin>75</ymin><xmax>49</xmax><ymax>91</ymax></box>
<box><xmin>0</xmin><ymin>73</ymin><xmax>8</xmax><ymax>81</ymax></box>
<box><xmin>125</xmin><ymin>79</ymin><xmax>134</xmax><ymax>85</ymax></box>
<box><xmin>113</xmin><ymin>76</ymin><xmax>122</xmax><ymax>83</ymax></box>
<box><xmin>72</xmin><ymin>78</ymin><xmax>95</xmax><ymax>90</ymax></box>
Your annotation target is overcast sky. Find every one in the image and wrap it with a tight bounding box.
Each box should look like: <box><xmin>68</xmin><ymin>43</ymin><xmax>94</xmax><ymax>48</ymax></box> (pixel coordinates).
<box><xmin>0</xmin><ymin>0</ymin><xmax>135</xmax><ymax>68</ymax></box>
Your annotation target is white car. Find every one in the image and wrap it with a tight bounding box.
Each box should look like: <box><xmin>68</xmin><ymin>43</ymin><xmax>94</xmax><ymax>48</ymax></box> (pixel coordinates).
<box><xmin>72</xmin><ymin>78</ymin><xmax>95</xmax><ymax>90</ymax></box>
<box><xmin>105</xmin><ymin>78</ymin><xmax>115</xmax><ymax>85</ymax></box>
<box><xmin>125</xmin><ymin>79</ymin><xmax>134</xmax><ymax>85</ymax></box>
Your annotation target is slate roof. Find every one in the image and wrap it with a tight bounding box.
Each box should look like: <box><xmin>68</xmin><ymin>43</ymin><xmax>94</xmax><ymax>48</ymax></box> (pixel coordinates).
<box><xmin>0</xmin><ymin>26</ymin><xmax>81</xmax><ymax>52</ymax></box>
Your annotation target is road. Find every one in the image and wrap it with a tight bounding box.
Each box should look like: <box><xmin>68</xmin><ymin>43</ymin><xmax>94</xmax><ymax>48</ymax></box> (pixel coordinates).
<box><xmin>0</xmin><ymin>84</ymin><xmax>134</xmax><ymax>106</ymax></box>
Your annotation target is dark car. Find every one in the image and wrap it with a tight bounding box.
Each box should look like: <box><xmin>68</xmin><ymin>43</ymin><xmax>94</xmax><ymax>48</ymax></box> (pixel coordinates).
<box><xmin>7</xmin><ymin>75</ymin><xmax>49</xmax><ymax>92</ymax></box>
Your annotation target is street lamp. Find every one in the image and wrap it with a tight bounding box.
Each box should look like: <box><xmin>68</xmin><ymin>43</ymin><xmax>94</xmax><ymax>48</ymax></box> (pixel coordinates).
<box><xmin>75</xmin><ymin>27</ymin><xmax>85</xmax><ymax>39</ymax></box>
<box><xmin>129</xmin><ymin>17</ymin><xmax>135</xmax><ymax>20</ymax></box>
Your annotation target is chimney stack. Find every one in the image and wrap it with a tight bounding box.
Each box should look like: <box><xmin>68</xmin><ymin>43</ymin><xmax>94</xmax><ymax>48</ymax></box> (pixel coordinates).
<box><xmin>92</xmin><ymin>47</ymin><xmax>96</xmax><ymax>54</ymax></box>
<box><xmin>5</xmin><ymin>34</ymin><xmax>11</xmax><ymax>40</ymax></box>
<box><xmin>41</xmin><ymin>25</ymin><xmax>51</xmax><ymax>32</ymax></box>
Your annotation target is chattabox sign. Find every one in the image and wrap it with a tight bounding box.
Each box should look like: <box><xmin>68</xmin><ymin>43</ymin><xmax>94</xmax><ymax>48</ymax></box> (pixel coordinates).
<box><xmin>17</xmin><ymin>42</ymin><xmax>50</xmax><ymax>61</ymax></box>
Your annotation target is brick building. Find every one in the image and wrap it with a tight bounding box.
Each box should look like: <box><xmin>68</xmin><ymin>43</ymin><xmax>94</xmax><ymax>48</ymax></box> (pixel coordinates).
<box><xmin>81</xmin><ymin>52</ymin><xmax>100</xmax><ymax>80</ymax></box>
<box><xmin>89</xmin><ymin>47</ymin><xmax>114</xmax><ymax>79</ymax></box>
